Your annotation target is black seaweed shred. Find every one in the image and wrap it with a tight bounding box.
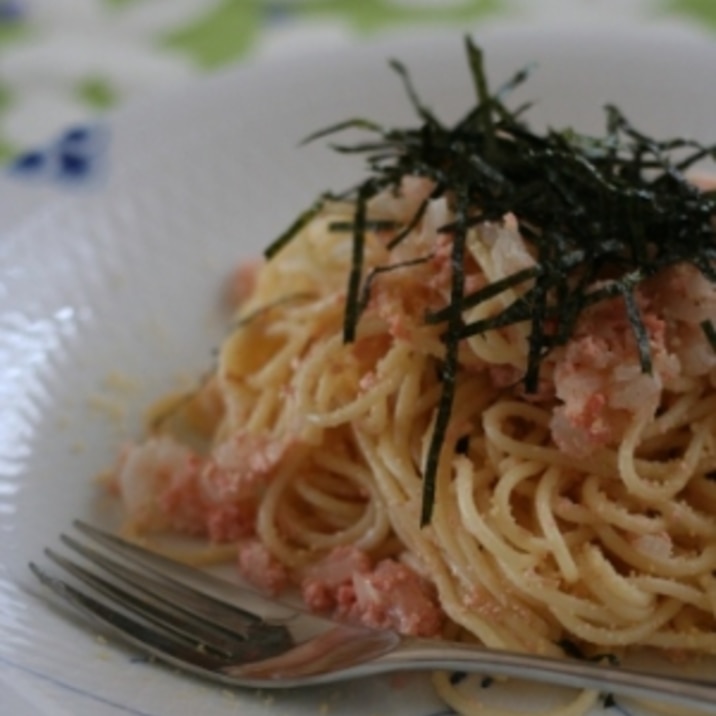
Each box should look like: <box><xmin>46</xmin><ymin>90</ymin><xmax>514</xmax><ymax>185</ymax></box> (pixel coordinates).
<box><xmin>265</xmin><ymin>36</ymin><xmax>716</xmax><ymax>524</ymax></box>
<box><xmin>264</xmin><ymin>198</ymin><xmax>325</xmax><ymax>259</ymax></box>
<box><xmin>329</xmin><ymin>219</ymin><xmax>399</xmax><ymax>233</ymax></box>
<box><xmin>601</xmin><ymin>694</ymin><xmax>618</xmax><ymax>710</ymax></box>
<box><xmin>344</xmin><ymin>181</ymin><xmax>379</xmax><ymax>342</ymax></box>
<box><xmin>702</xmin><ymin>319</ymin><xmax>716</xmax><ymax>351</ymax></box>
<box><xmin>556</xmin><ymin>640</ymin><xmax>620</xmax><ymax>666</ymax></box>
<box><xmin>421</xmin><ymin>187</ymin><xmax>470</xmax><ymax>525</ymax></box>
<box><xmin>358</xmin><ymin>254</ymin><xmax>434</xmax><ymax>316</ymax></box>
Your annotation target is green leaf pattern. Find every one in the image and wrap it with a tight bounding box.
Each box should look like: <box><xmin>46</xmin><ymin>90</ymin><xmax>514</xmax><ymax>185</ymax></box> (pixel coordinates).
<box><xmin>0</xmin><ymin>0</ymin><xmax>714</xmax><ymax>161</ymax></box>
<box><xmin>661</xmin><ymin>0</ymin><xmax>716</xmax><ymax>27</ymax></box>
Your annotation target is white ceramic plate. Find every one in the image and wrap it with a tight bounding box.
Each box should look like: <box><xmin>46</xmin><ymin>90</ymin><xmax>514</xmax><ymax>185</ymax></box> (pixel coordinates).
<box><xmin>3</xmin><ymin>23</ymin><xmax>716</xmax><ymax>716</ymax></box>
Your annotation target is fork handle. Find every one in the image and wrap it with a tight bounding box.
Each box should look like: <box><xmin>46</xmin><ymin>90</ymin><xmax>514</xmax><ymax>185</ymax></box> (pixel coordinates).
<box><xmin>374</xmin><ymin>638</ymin><xmax>716</xmax><ymax>710</ymax></box>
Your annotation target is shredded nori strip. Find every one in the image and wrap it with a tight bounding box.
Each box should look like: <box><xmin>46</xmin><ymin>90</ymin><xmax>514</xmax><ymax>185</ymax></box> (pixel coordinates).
<box><xmin>601</xmin><ymin>694</ymin><xmax>618</xmax><ymax>710</ymax></box>
<box><xmin>344</xmin><ymin>181</ymin><xmax>376</xmax><ymax>342</ymax></box>
<box><xmin>329</xmin><ymin>219</ymin><xmax>399</xmax><ymax>233</ymax></box>
<box><xmin>556</xmin><ymin>639</ymin><xmax>620</xmax><ymax>666</ymax></box>
<box><xmin>421</xmin><ymin>187</ymin><xmax>470</xmax><ymax>525</ymax></box>
<box><xmin>358</xmin><ymin>254</ymin><xmax>433</xmax><ymax>315</ymax></box>
<box><xmin>449</xmin><ymin>671</ymin><xmax>467</xmax><ymax>685</ymax></box>
<box><xmin>266</xmin><ymin>36</ymin><xmax>716</xmax><ymax>524</ymax></box>
<box><xmin>264</xmin><ymin>198</ymin><xmax>325</xmax><ymax>259</ymax></box>
<box><xmin>701</xmin><ymin>319</ymin><xmax>716</xmax><ymax>351</ymax></box>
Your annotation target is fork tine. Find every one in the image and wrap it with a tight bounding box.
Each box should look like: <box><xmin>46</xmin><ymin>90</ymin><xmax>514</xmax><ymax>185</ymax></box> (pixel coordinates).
<box><xmin>73</xmin><ymin>521</ymin><xmax>266</xmax><ymax>624</ymax></box>
<box><xmin>71</xmin><ymin>521</ymin><xmax>295</xmax><ymax>648</ymax></box>
<box><xmin>74</xmin><ymin>520</ymin><xmax>254</xmax><ymax>596</ymax></box>
<box><xmin>60</xmin><ymin>533</ymin><xmax>276</xmax><ymax>642</ymax></box>
<box><xmin>29</xmin><ymin>561</ymin><xmax>229</xmax><ymax>673</ymax></box>
<box><xmin>45</xmin><ymin>545</ymin><xmax>255</xmax><ymax>659</ymax></box>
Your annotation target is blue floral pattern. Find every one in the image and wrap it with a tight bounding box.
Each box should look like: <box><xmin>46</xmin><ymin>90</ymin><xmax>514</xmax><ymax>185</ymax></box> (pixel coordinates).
<box><xmin>8</xmin><ymin>123</ymin><xmax>109</xmax><ymax>186</ymax></box>
<box><xmin>0</xmin><ymin>1</ymin><xmax>24</xmax><ymax>21</ymax></box>
<box><xmin>1</xmin><ymin>0</ymin><xmax>712</xmax><ymax>168</ymax></box>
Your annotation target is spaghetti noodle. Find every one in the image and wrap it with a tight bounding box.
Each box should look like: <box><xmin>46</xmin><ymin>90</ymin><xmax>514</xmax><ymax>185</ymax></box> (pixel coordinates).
<box><xmin>110</xmin><ymin>40</ymin><xmax>716</xmax><ymax>715</ymax></box>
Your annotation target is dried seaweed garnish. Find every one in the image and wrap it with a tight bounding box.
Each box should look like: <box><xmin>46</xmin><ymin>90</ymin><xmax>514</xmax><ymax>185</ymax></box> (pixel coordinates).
<box><xmin>701</xmin><ymin>319</ymin><xmax>716</xmax><ymax>351</ymax></box>
<box><xmin>556</xmin><ymin>639</ymin><xmax>619</xmax><ymax>665</ymax></box>
<box><xmin>357</xmin><ymin>254</ymin><xmax>433</xmax><ymax>315</ymax></box>
<box><xmin>449</xmin><ymin>671</ymin><xmax>467</xmax><ymax>685</ymax></box>
<box><xmin>557</xmin><ymin>638</ymin><xmax>586</xmax><ymax>660</ymax></box>
<box><xmin>601</xmin><ymin>694</ymin><xmax>618</xmax><ymax>711</ymax></box>
<box><xmin>328</xmin><ymin>219</ymin><xmax>399</xmax><ymax>233</ymax></box>
<box><xmin>344</xmin><ymin>181</ymin><xmax>379</xmax><ymax>342</ymax></box>
<box><xmin>264</xmin><ymin>197</ymin><xmax>326</xmax><ymax>259</ymax></box>
<box><xmin>422</xmin><ymin>188</ymin><xmax>470</xmax><ymax>525</ymax></box>
<box><xmin>266</xmin><ymin>36</ymin><xmax>716</xmax><ymax>523</ymax></box>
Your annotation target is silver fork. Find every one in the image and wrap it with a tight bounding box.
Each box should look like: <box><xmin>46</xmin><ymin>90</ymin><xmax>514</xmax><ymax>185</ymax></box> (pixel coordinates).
<box><xmin>29</xmin><ymin>520</ymin><xmax>716</xmax><ymax>710</ymax></box>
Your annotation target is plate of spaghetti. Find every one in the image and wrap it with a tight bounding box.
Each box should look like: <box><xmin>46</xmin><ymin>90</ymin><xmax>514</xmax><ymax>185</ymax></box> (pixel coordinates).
<box><xmin>3</xmin><ymin>22</ymin><xmax>716</xmax><ymax>716</ymax></box>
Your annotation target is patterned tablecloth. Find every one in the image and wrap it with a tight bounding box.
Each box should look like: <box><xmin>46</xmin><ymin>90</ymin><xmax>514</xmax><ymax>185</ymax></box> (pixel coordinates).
<box><xmin>0</xmin><ymin>0</ymin><xmax>714</xmax><ymax>164</ymax></box>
